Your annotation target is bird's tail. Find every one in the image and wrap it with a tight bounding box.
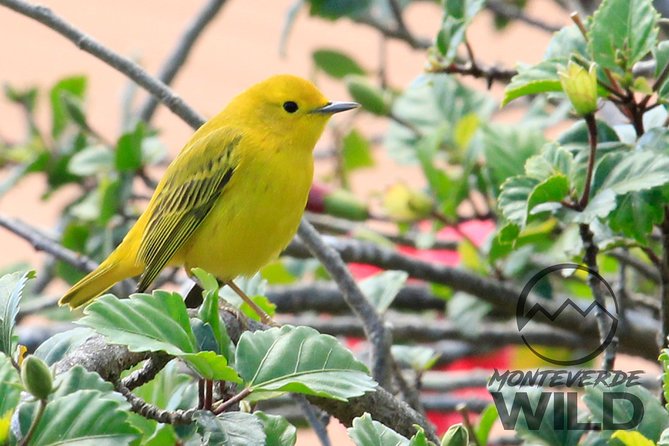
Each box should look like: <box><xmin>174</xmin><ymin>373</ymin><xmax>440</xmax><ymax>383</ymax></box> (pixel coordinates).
<box><xmin>59</xmin><ymin>253</ymin><xmax>142</xmax><ymax>309</ymax></box>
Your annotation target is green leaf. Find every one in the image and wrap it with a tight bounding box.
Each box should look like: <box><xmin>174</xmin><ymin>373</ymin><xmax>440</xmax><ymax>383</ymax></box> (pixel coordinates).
<box><xmin>313</xmin><ymin>48</ymin><xmax>365</xmax><ymax>78</ymax></box>
<box><xmin>502</xmin><ymin>59</ymin><xmax>563</xmax><ymax>106</ymax></box>
<box><xmin>385</xmin><ymin>74</ymin><xmax>494</xmax><ymax>163</ymax></box>
<box><xmin>597</xmin><ymin>150</ymin><xmax>669</xmax><ymax>195</ymax></box>
<box><xmin>609</xmin><ymin>189</ymin><xmax>664</xmax><ymax>242</ymax></box>
<box><xmin>116</xmin><ymin>123</ymin><xmax>145</xmax><ymax>171</ymax></box>
<box><xmin>588</xmin><ymin>0</ymin><xmax>659</xmax><ymax>74</ymax></box>
<box><xmin>255</xmin><ymin>411</ymin><xmax>297</xmax><ymax>446</ymax></box>
<box><xmin>80</xmin><ymin>292</ymin><xmax>197</xmax><ymax>355</ymax></box>
<box><xmin>55</xmin><ymin>367</ymin><xmax>116</xmax><ymax>400</ymax></box>
<box><xmin>0</xmin><ymin>354</ymin><xmax>21</xmax><ymax>418</ymax></box>
<box><xmin>524</xmin><ymin>143</ymin><xmax>575</xmax><ymax>181</ymax></box>
<box><xmin>661</xmin><ymin>350</ymin><xmax>669</xmax><ymax>411</ymax></box>
<box><xmin>544</xmin><ymin>25</ymin><xmax>588</xmax><ymax>60</ymax></box>
<box><xmin>80</xmin><ymin>292</ymin><xmax>239</xmax><ymax>381</ymax></box>
<box><xmin>391</xmin><ymin>345</ymin><xmax>438</xmax><ymax>372</ymax></box>
<box><xmin>194</xmin><ymin>268</ymin><xmax>230</xmax><ymax>357</ymax></box>
<box><xmin>343</xmin><ymin>129</ymin><xmax>374</xmax><ymax>170</ymax></box>
<box><xmin>348</xmin><ymin>413</ymin><xmax>410</xmax><ymax>446</ymax></box>
<box><xmin>49</xmin><ymin>76</ymin><xmax>87</xmax><ymax>138</ymax></box>
<box><xmin>475</xmin><ymin>404</ymin><xmax>499</xmax><ymax>446</ymax></box>
<box><xmin>482</xmin><ymin>124</ymin><xmax>545</xmax><ymax>197</ymax></box>
<box><xmin>610</xmin><ymin>431</ymin><xmax>655</xmax><ymax>446</ymax></box>
<box><xmin>584</xmin><ymin>381</ymin><xmax>669</xmax><ymax>443</ymax></box>
<box><xmin>68</xmin><ymin>145</ymin><xmax>114</xmax><ymax>176</ymax></box>
<box><xmin>307</xmin><ymin>0</ymin><xmax>371</xmax><ymax>20</ymax></box>
<box><xmin>568</xmin><ymin>188</ymin><xmax>617</xmax><ymax>224</ymax></box>
<box><xmin>436</xmin><ymin>0</ymin><xmax>485</xmax><ymax>62</ymax></box>
<box><xmin>497</xmin><ymin>175</ymin><xmax>539</xmax><ymax>226</ymax></box>
<box><xmin>194</xmin><ymin>411</ymin><xmax>266</xmax><ymax>446</ymax></box>
<box><xmin>655</xmin><ymin>41</ymin><xmax>669</xmax><ymax>101</ymax></box>
<box><xmin>359</xmin><ymin>270</ymin><xmax>408</xmax><ymax>313</ymax></box>
<box><xmin>0</xmin><ymin>271</ymin><xmax>34</xmax><ymax>358</ymax></box>
<box><xmin>236</xmin><ymin>325</ymin><xmax>376</xmax><ymax>400</ymax></box>
<box><xmin>23</xmin><ymin>390</ymin><xmax>140</xmax><ymax>446</ymax></box>
<box><xmin>527</xmin><ymin>174</ymin><xmax>569</xmax><ymax>216</ymax></box>
<box><xmin>447</xmin><ymin>292</ymin><xmax>492</xmax><ymax>336</ymax></box>
<box><xmin>660</xmin><ymin>427</ymin><xmax>669</xmax><ymax>446</ymax></box>
<box><xmin>182</xmin><ymin>351</ymin><xmax>239</xmax><ymax>381</ymax></box>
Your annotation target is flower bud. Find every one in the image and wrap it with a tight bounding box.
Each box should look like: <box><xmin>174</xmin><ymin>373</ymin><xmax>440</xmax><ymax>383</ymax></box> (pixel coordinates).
<box><xmin>323</xmin><ymin>189</ymin><xmax>369</xmax><ymax>221</ymax></box>
<box><xmin>440</xmin><ymin>423</ymin><xmax>469</xmax><ymax>446</ymax></box>
<box><xmin>558</xmin><ymin>61</ymin><xmax>598</xmax><ymax>116</ymax></box>
<box><xmin>21</xmin><ymin>355</ymin><xmax>53</xmax><ymax>400</ymax></box>
<box><xmin>383</xmin><ymin>183</ymin><xmax>434</xmax><ymax>222</ymax></box>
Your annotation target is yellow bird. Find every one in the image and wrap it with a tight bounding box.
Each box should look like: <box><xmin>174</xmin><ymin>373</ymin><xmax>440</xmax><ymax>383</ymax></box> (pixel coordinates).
<box><xmin>60</xmin><ymin>75</ymin><xmax>358</xmax><ymax>318</ymax></box>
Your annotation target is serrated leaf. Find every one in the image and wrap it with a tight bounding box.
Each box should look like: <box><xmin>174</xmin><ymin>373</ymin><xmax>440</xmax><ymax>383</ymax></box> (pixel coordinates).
<box><xmin>21</xmin><ymin>390</ymin><xmax>140</xmax><ymax>446</ymax></box>
<box><xmin>343</xmin><ymin>129</ymin><xmax>374</xmax><ymax>170</ymax></box>
<box><xmin>498</xmin><ymin>176</ymin><xmax>539</xmax><ymax>226</ymax></box>
<box><xmin>584</xmin><ymin>381</ymin><xmax>668</xmax><ymax>442</ymax></box>
<box><xmin>68</xmin><ymin>145</ymin><xmax>114</xmax><ymax>176</ymax></box>
<box><xmin>195</xmin><ymin>411</ymin><xmax>265</xmax><ymax>446</ymax></box>
<box><xmin>0</xmin><ymin>271</ymin><xmax>34</xmax><ymax>358</ymax></box>
<box><xmin>182</xmin><ymin>351</ymin><xmax>239</xmax><ymax>381</ymax></box>
<box><xmin>527</xmin><ymin>174</ymin><xmax>569</xmax><ymax>216</ymax></box>
<box><xmin>524</xmin><ymin>143</ymin><xmax>575</xmax><ymax>180</ymax></box>
<box><xmin>52</xmin><ymin>366</ymin><xmax>118</xmax><ymax>399</ymax></box>
<box><xmin>502</xmin><ymin>59</ymin><xmax>563</xmax><ymax>106</ymax></box>
<box><xmin>544</xmin><ymin>25</ymin><xmax>588</xmax><ymax>60</ymax></box>
<box><xmin>236</xmin><ymin>325</ymin><xmax>376</xmax><ymax>400</ymax></box>
<box><xmin>385</xmin><ymin>74</ymin><xmax>494</xmax><ymax>164</ymax></box>
<box><xmin>359</xmin><ymin>270</ymin><xmax>408</xmax><ymax>313</ymax></box>
<box><xmin>599</xmin><ymin>150</ymin><xmax>669</xmax><ymax>195</ymax></box>
<box><xmin>255</xmin><ymin>411</ymin><xmax>297</xmax><ymax>446</ymax></box>
<box><xmin>80</xmin><ymin>292</ymin><xmax>238</xmax><ymax>381</ymax></box>
<box><xmin>483</xmin><ymin>124</ymin><xmax>545</xmax><ymax>197</ymax></box>
<box><xmin>569</xmin><ymin>188</ymin><xmax>618</xmax><ymax>224</ymax></box>
<box><xmin>0</xmin><ymin>354</ymin><xmax>21</xmax><ymax>417</ymax></box>
<box><xmin>609</xmin><ymin>189</ymin><xmax>664</xmax><ymax>242</ymax></box>
<box><xmin>80</xmin><ymin>292</ymin><xmax>197</xmax><ymax>355</ymax></box>
<box><xmin>313</xmin><ymin>48</ymin><xmax>365</xmax><ymax>78</ymax></box>
<box><xmin>589</xmin><ymin>0</ymin><xmax>659</xmax><ymax>74</ymax></box>
<box><xmin>348</xmin><ymin>413</ymin><xmax>410</xmax><ymax>446</ymax></box>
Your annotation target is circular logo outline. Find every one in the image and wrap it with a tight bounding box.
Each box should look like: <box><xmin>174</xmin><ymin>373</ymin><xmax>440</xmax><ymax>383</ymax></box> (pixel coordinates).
<box><xmin>516</xmin><ymin>263</ymin><xmax>618</xmax><ymax>366</ymax></box>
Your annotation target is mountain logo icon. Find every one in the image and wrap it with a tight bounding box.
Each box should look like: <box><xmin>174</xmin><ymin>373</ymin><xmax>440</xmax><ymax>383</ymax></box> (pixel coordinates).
<box><xmin>516</xmin><ymin>263</ymin><xmax>618</xmax><ymax>366</ymax></box>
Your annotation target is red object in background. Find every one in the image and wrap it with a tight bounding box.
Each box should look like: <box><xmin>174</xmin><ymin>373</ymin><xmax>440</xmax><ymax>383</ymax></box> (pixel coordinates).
<box><xmin>347</xmin><ymin>219</ymin><xmax>507</xmax><ymax>433</ymax></box>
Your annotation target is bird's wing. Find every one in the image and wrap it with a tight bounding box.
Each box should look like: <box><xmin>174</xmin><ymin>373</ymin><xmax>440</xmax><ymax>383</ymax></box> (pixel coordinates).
<box><xmin>136</xmin><ymin>128</ymin><xmax>242</xmax><ymax>291</ymax></box>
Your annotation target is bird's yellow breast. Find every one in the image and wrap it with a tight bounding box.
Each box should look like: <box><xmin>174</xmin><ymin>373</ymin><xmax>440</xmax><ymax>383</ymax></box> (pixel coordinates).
<box><xmin>177</xmin><ymin>133</ymin><xmax>314</xmax><ymax>280</ymax></box>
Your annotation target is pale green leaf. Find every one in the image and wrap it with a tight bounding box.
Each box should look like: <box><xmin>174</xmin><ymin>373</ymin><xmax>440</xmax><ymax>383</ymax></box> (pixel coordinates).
<box><xmin>195</xmin><ymin>411</ymin><xmax>265</xmax><ymax>446</ymax></box>
<box><xmin>359</xmin><ymin>270</ymin><xmax>408</xmax><ymax>313</ymax></box>
<box><xmin>348</xmin><ymin>412</ymin><xmax>410</xmax><ymax>446</ymax></box>
<box><xmin>0</xmin><ymin>270</ymin><xmax>34</xmax><ymax>357</ymax></box>
<box><xmin>313</xmin><ymin>48</ymin><xmax>365</xmax><ymax>78</ymax></box>
<box><xmin>236</xmin><ymin>325</ymin><xmax>375</xmax><ymax>400</ymax></box>
<box><xmin>255</xmin><ymin>411</ymin><xmax>297</xmax><ymax>446</ymax></box>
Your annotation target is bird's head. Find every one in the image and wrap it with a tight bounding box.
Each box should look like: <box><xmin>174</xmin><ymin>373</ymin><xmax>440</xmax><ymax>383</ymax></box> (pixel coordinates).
<box><xmin>219</xmin><ymin>74</ymin><xmax>359</xmax><ymax>149</ymax></box>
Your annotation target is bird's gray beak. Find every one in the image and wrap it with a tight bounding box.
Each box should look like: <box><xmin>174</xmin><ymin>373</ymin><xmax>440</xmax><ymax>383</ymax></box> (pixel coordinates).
<box><xmin>311</xmin><ymin>101</ymin><xmax>360</xmax><ymax>114</ymax></box>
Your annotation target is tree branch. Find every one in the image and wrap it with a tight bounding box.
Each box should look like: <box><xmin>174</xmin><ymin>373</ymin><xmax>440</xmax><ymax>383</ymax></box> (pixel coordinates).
<box><xmin>0</xmin><ymin>0</ymin><xmax>205</xmax><ymax>129</ymax></box>
<box><xmin>284</xmin><ymin>236</ymin><xmax>660</xmax><ymax>360</ymax></box>
<box><xmin>138</xmin><ymin>0</ymin><xmax>228</xmax><ymax>123</ymax></box>
<box><xmin>297</xmin><ymin>221</ymin><xmax>393</xmax><ymax>388</ymax></box>
<box><xmin>485</xmin><ymin>0</ymin><xmax>561</xmax><ymax>33</ymax></box>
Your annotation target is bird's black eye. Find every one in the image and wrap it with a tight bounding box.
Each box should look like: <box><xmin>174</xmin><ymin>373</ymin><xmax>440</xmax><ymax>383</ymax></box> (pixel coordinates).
<box><xmin>283</xmin><ymin>101</ymin><xmax>298</xmax><ymax>113</ymax></box>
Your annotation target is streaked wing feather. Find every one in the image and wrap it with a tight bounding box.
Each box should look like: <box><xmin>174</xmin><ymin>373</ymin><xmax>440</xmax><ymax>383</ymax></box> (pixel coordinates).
<box><xmin>137</xmin><ymin>131</ymin><xmax>241</xmax><ymax>291</ymax></box>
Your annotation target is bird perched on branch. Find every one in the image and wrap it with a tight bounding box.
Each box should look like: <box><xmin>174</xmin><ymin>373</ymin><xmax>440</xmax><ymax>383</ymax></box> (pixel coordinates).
<box><xmin>60</xmin><ymin>74</ymin><xmax>358</xmax><ymax>323</ymax></box>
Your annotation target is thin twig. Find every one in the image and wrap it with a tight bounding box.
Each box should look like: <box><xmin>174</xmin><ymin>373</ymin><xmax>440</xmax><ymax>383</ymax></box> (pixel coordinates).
<box><xmin>0</xmin><ymin>0</ymin><xmax>205</xmax><ymax>129</ymax></box>
<box><xmin>353</xmin><ymin>14</ymin><xmax>430</xmax><ymax>50</ymax></box>
<box><xmin>659</xmin><ymin>207</ymin><xmax>669</xmax><ymax>350</ymax></box>
<box><xmin>138</xmin><ymin>0</ymin><xmax>228</xmax><ymax>123</ymax></box>
<box><xmin>486</xmin><ymin>0</ymin><xmax>561</xmax><ymax>33</ymax></box>
<box><xmin>292</xmin><ymin>395</ymin><xmax>332</xmax><ymax>446</ymax></box>
<box><xmin>580</xmin><ymin>224</ymin><xmax>618</xmax><ymax>371</ymax></box>
<box><xmin>426</xmin><ymin>62</ymin><xmax>517</xmax><ymax>86</ymax></box>
<box><xmin>297</xmin><ymin>220</ymin><xmax>393</xmax><ymax>388</ymax></box>
<box><xmin>116</xmin><ymin>382</ymin><xmax>196</xmax><ymax>424</ymax></box>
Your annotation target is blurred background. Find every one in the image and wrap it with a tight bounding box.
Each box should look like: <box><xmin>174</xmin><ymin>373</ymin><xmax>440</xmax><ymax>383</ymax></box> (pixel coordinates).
<box><xmin>2</xmin><ymin>1</ymin><xmax>665</xmax><ymax>444</ymax></box>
